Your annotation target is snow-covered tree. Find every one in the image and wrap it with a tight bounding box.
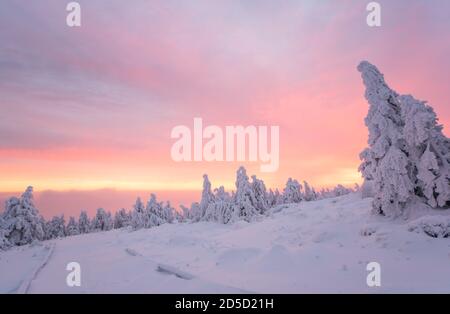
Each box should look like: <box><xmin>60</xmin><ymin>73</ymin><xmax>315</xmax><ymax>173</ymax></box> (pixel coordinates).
<box><xmin>145</xmin><ymin>194</ymin><xmax>165</xmax><ymax>227</ymax></box>
<box><xmin>174</xmin><ymin>209</ymin><xmax>185</xmax><ymax>223</ymax></box>
<box><xmin>131</xmin><ymin>197</ymin><xmax>146</xmax><ymax>230</ymax></box>
<box><xmin>46</xmin><ymin>215</ymin><xmax>66</xmax><ymax>239</ymax></box>
<box><xmin>0</xmin><ymin>216</ymin><xmax>10</xmax><ymax>250</ymax></box>
<box><xmin>199</xmin><ymin>174</ymin><xmax>215</xmax><ymax>221</ymax></box>
<box><xmin>332</xmin><ymin>184</ymin><xmax>353</xmax><ymax>197</ymax></box>
<box><xmin>283</xmin><ymin>178</ymin><xmax>303</xmax><ymax>203</ymax></box>
<box><xmin>161</xmin><ymin>201</ymin><xmax>175</xmax><ymax>223</ymax></box>
<box><xmin>251</xmin><ymin>175</ymin><xmax>269</xmax><ymax>213</ymax></box>
<box><xmin>303</xmin><ymin>181</ymin><xmax>316</xmax><ymax>201</ymax></box>
<box><xmin>180</xmin><ymin>204</ymin><xmax>192</xmax><ymax>221</ymax></box>
<box><xmin>399</xmin><ymin>94</ymin><xmax>449</xmax><ymax>208</ymax></box>
<box><xmin>203</xmin><ymin>186</ymin><xmax>236</xmax><ymax>223</ymax></box>
<box><xmin>234</xmin><ymin>167</ymin><xmax>259</xmax><ymax>221</ymax></box>
<box><xmin>65</xmin><ymin>216</ymin><xmax>80</xmax><ymax>236</ymax></box>
<box><xmin>114</xmin><ymin>208</ymin><xmax>131</xmax><ymax>229</ymax></box>
<box><xmin>1</xmin><ymin>186</ymin><xmax>45</xmax><ymax>246</ymax></box>
<box><xmin>91</xmin><ymin>208</ymin><xmax>113</xmax><ymax>232</ymax></box>
<box><xmin>358</xmin><ymin>61</ymin><xmax>414</xmax><ymax>217</ymax></box>
<box><xmin>78</xmin><ymin>210</ymin><xmax>91</xmax><ymax>234</ymax></box>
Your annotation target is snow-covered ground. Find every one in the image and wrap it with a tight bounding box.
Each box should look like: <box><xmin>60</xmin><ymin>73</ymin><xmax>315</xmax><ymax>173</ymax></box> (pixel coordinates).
<box><xmin>1</xmin><ymin>193</ymin><xmax>449</xmax><ymax>293</ymax></box>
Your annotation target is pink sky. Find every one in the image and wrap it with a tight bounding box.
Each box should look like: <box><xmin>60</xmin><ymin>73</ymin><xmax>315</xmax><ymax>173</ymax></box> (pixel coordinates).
<box><xmin>0</xmin><ymin>1</ymin><xmax>449</xmax><ymax>217</ymax></box>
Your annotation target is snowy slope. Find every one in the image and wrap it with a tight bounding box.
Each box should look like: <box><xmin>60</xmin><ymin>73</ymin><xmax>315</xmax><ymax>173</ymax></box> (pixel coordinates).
<box><xmin>1</xmin><ymin>193</ymin><xmax>449</xmax><ymax>293</ymax></box>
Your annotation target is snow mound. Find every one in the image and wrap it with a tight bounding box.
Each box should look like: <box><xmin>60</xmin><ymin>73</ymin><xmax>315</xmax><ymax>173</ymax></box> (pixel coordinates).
<box><xmin>408</xmin><ymin>216</ymin><xmax>450</xmax><ymax>238</ymax></box>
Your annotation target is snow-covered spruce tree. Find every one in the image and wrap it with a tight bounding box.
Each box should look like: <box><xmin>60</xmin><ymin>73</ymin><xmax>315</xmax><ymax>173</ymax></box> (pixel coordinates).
<box><xmin>233</xmin><ymin>167</ymin><xmax>259</xmax><ymax>221</ymax></box>
<box><xmin>332</xmin><ymin>184</ymin><xmax>353</xmax><ymax>197</ymax></box>
<box><xmin>91</xmin><ymin>208</ymin><xmax>113</xmax><ymax>232</ymax></box>
<box><xmin>1</xmin><ymin>186</ymin><xmax>45</xmax><ymax>246</ymax></box>
<box><xmin>267</xmin><ymin>189</ymin><xmax>276</xmax><ymax>207</ymax></box>
<box><xmin>180</xmin><ymin>204</ymin><xmax>193</xmax><ymax>221</ymax></box>
<box><xmin>203</xmin><ymin>186</ymin><xmax>236</xmax><ymax>223</ymax></box>
<box><xmin>303</xmin><ymin>181</ymin><xmax>316</xmax><ymax>201</ymax></box>
<box><xmin>282</xmin><ymin>178</ymin><xmax>303</xmax><ymax>203</ymax></box>
<box><xmin>199</xmin><ymin>174</ymin><xmax>215</xmax><ymax>221</ymax></box>
<box><xmin>216</xmin><ymin>187</ymin><xmax>236</xmax><ymax>224</ymax></box>
<box><xmin>0</xmin><ymin>216</ymin><xmax>11</xmax><ymax>250</ymax></box>
<box><xmin>65</xmin><ymin>216</ymin><xmax>80</xmax><ymax>236</ymax></box>
<box><xmin>174</xmin><ymin>209</ymin><xmax>185</xmax><ymax>223</ymax></box>
<box><xmin>46</xmin><ymin>215</ymin><xmax>66</xmax><ymax>239</ymax></box>
<box><xmin>358</xmin><ymin>61</ymin><xmax>414</xmax><ymax>217</ymax></box>
<box><xmin>399</xmin><ymin>94</ymin><xmax>449</xmax><ymax>208</ymax></box>
<box><xmin>131</xmin><ymin>197</ymin><xmax>146</xmax><ymax>230</ymax></box>
<box><xmin>78</xmin><ymin>210</ymin><xmax>91</xmax><ymax>234</ymax></box>
<box><xmin>161</xmin><ymin>201</ymin><xmax>175</xmax><ymax>224</ymax></box>
<box><xmin>251</xmin><ymin>175</ymin><xmax>269</xmax><ymax>213</ymax></box>
<box><xmin>145</xmin><ymin>194</ymin><xmax>165</xmax><ymax>227</ymax></box>
<box><xmin>114</xmin><ymin>208</ymin><xmax>131</xmax><ymax>229</ymax></box>
<box><xmin>184</xmin><ymin>202</ymin><xmax>201</xmax><ymax>222</ymax></box>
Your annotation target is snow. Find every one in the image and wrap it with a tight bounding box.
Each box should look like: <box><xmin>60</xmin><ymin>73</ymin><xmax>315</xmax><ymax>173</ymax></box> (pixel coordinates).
<box><xmin>1</xmin><ymin>192</ymin><xmax>449</xmax><ymax>293</ymax></box>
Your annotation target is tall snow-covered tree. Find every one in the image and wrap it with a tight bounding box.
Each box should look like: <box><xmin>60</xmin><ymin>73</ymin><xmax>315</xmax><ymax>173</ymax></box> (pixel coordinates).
<box><xmin>358</xmin><ymin>61</ymin><xmax>414</xmax><ymax>217</ymax></box>
<box><xmin>46</xmin><ymin>215</ymin><xmax>66</xmax><ymax>239</ymax></box>
<box><xmin>1</xmin><ymin>186</ymin><xmax>45</xmax><ymax>246</ymax></box>
<box><xmin>234</xmin><ymin>167</ymin><xmax>259</xmax><ymax>221</ymax></box>
<box><xmin>399</xmin><ymin>94</ymin><xmax>449</xmax><ymax>208</ymax></box>
<box><xmin>65</xmin><ymin>216</ymin><xmax>80</xmax><ymax>236</ymax></box>
<box><xmin>78</xmin><ymin>210</ymin><xmax>91</xmax><ymax>234</ymax></box>
<box><xmin>283</xmin><ymin>178</ymin><xmax>303</xmax><ymax>203</ymax></box>
<box><xmin>114</xmin><ymin>208</ymin><xmax>131</xmax><ymax>229</ymax></box>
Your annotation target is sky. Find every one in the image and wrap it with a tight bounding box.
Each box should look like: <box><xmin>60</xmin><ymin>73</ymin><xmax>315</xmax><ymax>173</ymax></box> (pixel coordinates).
<box><xmin>0</xmin><ymin>0</ymin><xmax>449</xmax><ymax>217</ymax></box>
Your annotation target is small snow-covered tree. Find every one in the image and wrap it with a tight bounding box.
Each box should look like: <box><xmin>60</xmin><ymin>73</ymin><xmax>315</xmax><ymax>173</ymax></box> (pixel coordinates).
<box><xmin>283</xmin><ymin>178</ymin><xmax>303</xmax><ymax>203</ymax></box>
<box><xmin>204</xmin><ymin>186</ymin><xmax>236</xmax><ymax>223</ymax></box>
<box><xmin>131</xmin><ymin>197</ymin><xmax>146</xmax><ymax>230</ymax></box>
<box><xmin>114</xmin><ymin>208</ymin><xmax>131</xmax><ymax>229</ymax></box>
<box><xmin>65</xmin><ymin>216</ymin><xmax>80</xmax><ymax>236</ymax></box>
<box><xmin>358</xmin><ymin>61</ymin><xmax>414</xmax><ymax>217</ymax></box>
<box><xmin>91</xmin><ymin>208</ymin><xmax>113</xmax><ymax>232</ymax></box>
<box><xmin>46</xmin><ymin>215</ymin><xmax>66</xmax><ymax>239</ymax></box>
<box><xmin>174</xmin><ymin>209</ymin><xmax>185</xmax><ymax>223</ymax></box>
<box><xmin>303</xmin><ymin>181</ymin><xmax>316</xmax><ymax>201</ymax></box>
<box><xmin>180</xmin><ymin>204</ymin><xmax>193</xmax><ymax>221</ymax></box>
<box><xmin>0</xmin><ymin>216</ymin><xmax>10</xmax><ymax>250</ymax></box>
<box><xmin>145</xmin><ymin>194</ymin><xmax>165</xmax><ymax>227</ymax></box>
<box><xmin>251</xmin><ymin>175</ymin><xmax>269</xmax><ymax>213</ymax></box>
<box><xmin>234</xmin><ymin>167</ymin><xmax>259</xmax><ymax>221</ymax></box>
<box><xmin>78</xmin><ymin>210</ymin><xmax>91</xmax><ymax>234</ymax></box>
<box><xmin>332</xmin><ymin>184</ymin><xmax>353</xmax><ymax>197</ymax></box>
<box><xmin>199</xmin><ymin>174</ymin><xmax>215</xmax><ymax>221</ymax></box>
<box><xmin>1</xmin><ymin>186</ymin><xmax>45</xmax><ymax>246</ymax></box>
<box><xmin>161</xmin><ymin>201</ymin><xmax>175</xmax><ymax>223</ymax></box>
